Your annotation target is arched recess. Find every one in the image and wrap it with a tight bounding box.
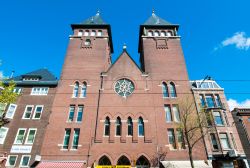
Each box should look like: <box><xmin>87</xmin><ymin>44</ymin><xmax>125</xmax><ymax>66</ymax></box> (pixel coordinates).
<box><xmin>136</xmin><ymin>155</ymin><xmax>150</xmax><ymax>168</ymax></box>
<box><xmin>117</xmin><ymin>155</ymin><xmax>131</xmax><ymax>165</ymax></box>
<box><xmin>98</xmin><ymin>155</ymin><xmax>112</xmax><ymax>165</ymax></box>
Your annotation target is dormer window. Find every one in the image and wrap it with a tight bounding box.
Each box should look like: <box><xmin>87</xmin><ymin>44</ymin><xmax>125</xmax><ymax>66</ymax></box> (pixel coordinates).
<box><xmin>148</xmin><ymin>31</ymin><xmax>153</xmax><ymax>36</ymax></box>
<box><xmin>23</xmin><ymin>77</ymin><xmax>39</xmax><ymax>81</ymax></box>
<box><xmin>84</xmin><ymin>30</ymin><xmax>89</xmax><ymax>36</ymax></box>
<box><xmin>166</xmin><ymin>31</ymin><xmax>172</xmax><ymax>36</ymax></box>
<box><xmin>97</xmin><ymin>30</ymin><xmax>102</xmax><ymax>36</ymax></box>
<box><xmin>90</xmin><ymin>30</ymin><xmax>96</xmax><ymax>36</ymax></box>
<box><xmin>78</xmin><ymin>30</ymin><xmax>83</xmax><ymax>36</ymax></box>
<box><xmin>160</xmin><ymin>31</ymin><xmax>166</xmax><ymax>36</ymax></box>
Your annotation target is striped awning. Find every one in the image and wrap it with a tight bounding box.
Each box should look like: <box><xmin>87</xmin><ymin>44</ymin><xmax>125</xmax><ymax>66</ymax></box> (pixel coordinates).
<box><xmin>161</xmin><ymin>160</ymin><xmax>212</xmax><ymax>168</ymax></box>
<box><xmin>36</xmin><ymin>161</ymin><xmax>85</xmax><ymax>168</ymax></box>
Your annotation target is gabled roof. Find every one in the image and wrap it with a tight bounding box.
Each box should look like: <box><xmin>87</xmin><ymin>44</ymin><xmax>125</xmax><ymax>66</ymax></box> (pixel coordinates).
<box><xmin>104</xmin><ymin>48</ymin><xmax>143</xmax><ymax>74</ymax></box>
<box><xmin>143</xmin><ymin>12</ymin><xmax>172</xmax><ymax>26</ymax></box>
<box><xmin>8</xmin><ymin>68</ymin><xmax>58</xmax><ymax>86</ymax></box>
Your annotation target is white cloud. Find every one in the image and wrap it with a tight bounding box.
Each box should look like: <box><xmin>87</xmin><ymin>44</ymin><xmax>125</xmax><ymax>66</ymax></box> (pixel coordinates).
<box><xmin>227</xmin><ymin>98</ymin><xmax>250</xmax><ymax>111</ymax></box>
<box><xmin>222</xmin><ymin>32</ymin><xmax>250</xmax><ymax>50</ymax></box>
<box><xmin>0</xmin><ymin>71</ymin><xmax>3</xmax><ymax>79</ymax></box>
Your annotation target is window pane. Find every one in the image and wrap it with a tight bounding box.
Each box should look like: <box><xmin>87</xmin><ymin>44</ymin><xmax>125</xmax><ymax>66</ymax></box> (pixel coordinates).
<box><xmin>6</xmin><ymin>104</ymin><xmax>17</xmax><ymax>119</ymax></box>
<box><xmin>24</xmin><ymin>106</ymin><xmax>33</xmax><ymax>119</ymax></box>
<box><xmin>0</xmin><ymin>127</ymin><xmax>8</xmax><ymax>144</ymax></box>
<box><xmin>165</xmin><ymin>105</ymin><xmax>172</xmax><ymax>122</ymax></box>
<box><xmin>210</xmin><ymin>134</ymin><xmax>219</xmax><ymax>150</ymax></box>
<box><xmin>170</xmin><ymin>83</ymin><xmax>176</xmax><ymax>97</ymax></box>
<box><xmin>68</xmin><ymin>106</ymin><xmax>75</xmax><ymax>122</ymax></box>
<box><xmin>138</xmin><ymin>118</ymin><xmax>144</xmax><ymax>136</ymax></box>
<box><xmin>27</xmin><ymin>130</ymin><xmax>36</xmax><ymax>144</ymax></box>
<box><xmin>77</xmin><ymin>106</ymin><xmax>83</xmax><ymax>122</ymax></box>
<box><xmin>16</xmin><ymin>129</ymin><xmax>25</xmax><ymax>144</ymax></box>
<box><xmin>81</xmin><ymin>84</ymin><xmax>87</xmax><ymax>98</ymax></box>
<box><xmin>21</xmin><ymin>156</ymin><xmax>30</xmax><ymax>166</ymax></box>
<box><xmin>200</xmin><ymin>95</ymin><xmax>206</xmax><ymax>107</ymax></box>
<box><xmin>72</xmin><ymin>129</ymin><xmax>80</xmax><ymax>149</ymax></box>
<box><xmin>220</xmin><ymin>133</ymin><xmax>231</xmax><ymax>149</ymax></box>
<box><xmin>177</xmin><ymin>129</ymin><xmax>184</xmax><ymax>149</ymax></box>
<box><xmin>168</xmin><ymin>129</ymin><xmax>176</xmax><ymax>149</ymax></box>
<box><xmin>213</xmin><ymin>112</ymin><xmax>224</xmax><ymax>126</ymax></box>
<box><xmin>173</xmin><ymin>105</ymin><xmax>180</xmax><ymax>122</ymax></box>
<box><xmin>104</xmin><ymin>118</ymin><xmax>110</xmax><ymax>136</ymax></box>
<box><xmin>162</xmin><ymin>83</ymin><xmax>169</xmax><ymax>98</ymax></box>
<box><xmin>8</xmin><ymin>156</ymin><xmax>17</xmax><ymax>166</ymax></box>
<box><xmin>34</xmin><ymin>106</ymin><xmax>43</xmax><ymax>119</ymax></box>
<box><xmin>215</xmin><ymin>95</ymin><xmax>222</xmax><ymax>107</ymax></box>
<box><xmin>63</xmin><ymin>129</ymin><xmax>71</xmax><ymax>149</ymax></box>
<box><xmin>206</xmin><ymin>95</ymin><xmax>215</xmax><ymax>108</ymax></box>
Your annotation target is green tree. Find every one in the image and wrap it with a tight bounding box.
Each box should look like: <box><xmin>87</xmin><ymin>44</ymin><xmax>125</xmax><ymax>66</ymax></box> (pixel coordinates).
<box><xmin>177</xmin><ymin>95</ymin><xmax>212</xmax><ymax>168</ymax></box>
<box><xmin>0</xmin><ymin>80</ymin><xmax>19</xmax><ymax>127</ymax></box>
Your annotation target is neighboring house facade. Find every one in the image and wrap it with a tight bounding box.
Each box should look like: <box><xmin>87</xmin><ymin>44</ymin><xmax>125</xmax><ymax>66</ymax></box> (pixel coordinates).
<box><xmin>0</xmin><ymin>69</ymin><xmax>57</xmax><ymax>167</ymax></box>
<box><xmin>232</xmin><ymin>108</ymin><xmax>250</xmax><ymax>166</ymax></box>
<box><xmin>191</xmin><ymin>79</ymin><xmax>248</xmax><ymax>168</ymax></box>
<box><xmin>37</xmin><ymin>12</ymin><xmax>210</xmax><ymax>168</ymax></box>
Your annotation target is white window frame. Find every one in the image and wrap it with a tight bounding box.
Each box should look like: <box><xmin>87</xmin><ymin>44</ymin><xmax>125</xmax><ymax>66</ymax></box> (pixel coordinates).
<box><xmin>14</xmin><ymin>128</ymin><xmax>26</xmax><ymax>145</ymax></box>
<box><xmin>0</xmin><ymin>127</ymin><xmax>9</xmax><ymax>144</ymax></box>
<box><xmin>22</xmin><ymin>105</ymin><xmax>34</xmax><ymax>119</ymax></box>
<box><xmin>5</xmin><ymin>104</ymin><xmax>17</xmax><ymax>119</ymax></box>
<box><xmin>20</xmin><ymin>155</ymin><xmax>31</xmax><ymax>167</ymax></box>
<box><xmin>32</xmin><ymin>105</ymin><xmax>44</xmax><ymax>119</ymax></box>
<box><xmin>90</xmin><ymin>30</ymin><xmax>96</xmax><ymax>36</ymax></box>
<box><xmin>25</xmin><ymin>128</ymin><xmax>37</xmax><ymax>145</ymax></box>
<box><xmin>5</xmin><ymin>155</ymin><xmax>18</xmax><ymax>167</ymax></box>
<box><xmin>76</xmin><ymin>105</ymin><xmax>83</xmax><ymax>123</ymax></box>
<box><xmin>31</xmin><ymin>87</ymin><xmax>49</xmax><ymax>95</ymax></box>
<box><xmin>97</xmin><ymin>30</ymin><xmax>102</xmax><ymax>36</ymax></box>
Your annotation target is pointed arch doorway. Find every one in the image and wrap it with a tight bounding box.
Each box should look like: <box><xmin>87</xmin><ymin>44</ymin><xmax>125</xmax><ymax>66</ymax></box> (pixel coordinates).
<box><xmin>117</xmin><ymin>155</ymin><xmax>131</xmax><ymax>165</ymax></box>
<box><xmin>136</xmin><ymin>156</ymin><xmax>150</xmax><ymax>168</ymax></box>
<box><xmin>98</xmin><ymin>155</ymin><xmax>112</xmax><ymax>165</ymax></box>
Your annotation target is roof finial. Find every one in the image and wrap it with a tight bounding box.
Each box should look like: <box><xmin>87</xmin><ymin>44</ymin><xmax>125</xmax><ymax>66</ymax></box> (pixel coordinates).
<box><xmin>152</xmin><ymin>8</ymin><xmax>155</xmax><ymax>15</ymax></box>
<box><xmin>97</xmin><ymin>10</ymin><xmax>100</xmax><ymax>15</ymax></box>
<box><xmin>123</xmin><ymin>43</ymin><xmax>127</xmax><ymax>50</ymax></box>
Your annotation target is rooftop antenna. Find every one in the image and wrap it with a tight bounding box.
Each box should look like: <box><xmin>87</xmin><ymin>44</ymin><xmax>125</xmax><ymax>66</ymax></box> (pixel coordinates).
<box><xmin>199</xmin><ymin>75</ymin><xmax>211</xmax><ymax>88</ymax></box>
<box><xmin>10</xmin><ymin>70</ymin><xmax>15</xmax><ymax>79</ymax></box>
<box><xmin>123</xmin><ymin>43</ymin><xmax>127</xmax><ymax>50</ymax></box>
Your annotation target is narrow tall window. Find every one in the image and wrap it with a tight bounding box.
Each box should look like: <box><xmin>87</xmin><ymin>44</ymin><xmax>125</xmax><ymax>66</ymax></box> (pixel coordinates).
<box><xmin>169</xmin><ymin>82</ymin><xmax>177</xmax><ymax>98</ymax></box>
<box><xmin>68</xmin><ymin>106</ymin><xmax>75</xmax><ymax>122</ymax></box>
<box><xmin>116</xmin><ymin>117</ymin><xmax>122</xmax><ymax>136</ymax></box>
<box><xmin>162</xmin><ymin>82</ymin><xmax>169</xmax><ymax>98</ymax></box>
<box><xmin>160</xmin><ymin>31</ymin><xmax>166</xmax><ymax>36</ymax></box>
<box><xmin>72</xmin><ymin>129</ymin><xmax>80</xmax><ymax>149</ymax></box>
<box><xmin>63</xmin><ymin>129</ymin><xmax>71</xmax><ymax>149</ymax></box>
<box><xmin>206</xmin><ymin>95</ymin><xmax>215</xmax><ymax>108</ymax></box>
<box><xmin>223</xmin><ymin>111</ymin><xmax>229</xmax><ymax>126</ymax></box>
<box><xmin>154</xmin><ymin>31</ymin><xmax>159</xmax><ymax>36</ymax></box>
<box><xmin>213</xmin><ymin>111</ymin><xmax>224</xmax><ymax>126</ymax></box>
<box><xmin>6</xmin><ymin>104</ymin><xmax>17</xmax><ymax>119</ymax></box>
<box><xmin>177</xmin><ymin>129</ymin><xmax>184</xmax><ymax>149</ymax></box>
<box><xmin>76</xmin><ymin>105</ymin><xmax>83</xmax><ymax>122</ymax></box>
<box><xmin>6</xmin><ymin>155</ymin><xmax>17</xmax><ymax>167</ymax></box>
<box><xmin>73</xmin><ymin>82</ymin><xmax>79</xmax><ymax>98</ymax></box>
<box><xmin>210</xmin><ymin>133</ymin><xmax>219</xmax><ymax>150</ymax></box>
<box><xmin>97</xmin><ymin>30</ymin><xmax>102</xmax><ymax>36</ymax></box>
<box><xmin>20</xmin><ymin>155</ymin><xmax>30</xmax><ymax>167</ymax></box>
<box><xmin>25</xmin><ymin>129</ymin><xmax>37</xmax><ymax>144</ymax></box>
<box><xmin>84</xmin><ymin>30</ymin><xmax>89</xmax><ymax>36</ymax></box>
<box><xmin>90</xmin><ymin>30</ymin><xmax>96</xmax><ymax>36</ymax></box>
<box><xmin>33</xmin><ymin>105</ymin><xmax>43</xmax><ymax>119</ymax></box>
<box><xmin>104</xmin><ymin>117</ymin><xmax>110</xmax><ymax>136</ymax></box>
<box><xmin>138</xmin><ymin>117</ymin><xmax>144</xmax><ymax>136</ymax></box>
<box><xmin>0</xmin><ymin>127</ymin><xmax>8</xmax><ymax>144</ymax></box>
<box><xmin>81</xmin><ymin>82</ymin><xmax>87</xmax><ymax>98</ymax></box>
<box><xmin>219</xmin><ymin>133</ymin><xmax>231</xmax><ymax>149</ymax></box>
<box><xmin>199</xmin><ymin>95</ymin><xmax>206</xmax><ymax>108</ymax></box>
<box><xmin>230</xmin><ymin>133</ymin><xmax>237</xmax><ymax>149</ymax></box>
<box><xmin>168</xmin><ymin>129</ymin><xmax>176</xmax><ymax>149</ymax></box>
<box><xmin>127</xmin><ymin>117</ymin><xmax>133</xmax><ymax>136</ymax></box>
<box><xmin>14</xmin><ymin>129</ymin><xmax>26</xmax><ymax>144</ymax></box>
<box><xmin>215</xmin><ymin>94</ymin><xmax>222</xmax><ymax>107</ymax></box>
<box><xmin>164</xmin><ymin>105</ymin><xmax>172</xmax><ymax>122</ymax></box>
<box><xmin>22</xmin><ymin>105</ymin><xmax>33</xmax><ymax>119</ymax></box>
<box><xmin>173</xmin><ymin>105</ymin><xmax>180</xmax><ymax>122</ymax></box>
<box><xmin>78</xmin><ymin>30</ymin><xmax>83</xmax><ymax>36</ymax></box>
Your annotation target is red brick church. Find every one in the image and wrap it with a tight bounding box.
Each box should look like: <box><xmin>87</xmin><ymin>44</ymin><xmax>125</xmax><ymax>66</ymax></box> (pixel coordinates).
<box><xmin>37</xmin><ymin>11</ymin><xmax>209</xmax><ymax>167</ymax></box>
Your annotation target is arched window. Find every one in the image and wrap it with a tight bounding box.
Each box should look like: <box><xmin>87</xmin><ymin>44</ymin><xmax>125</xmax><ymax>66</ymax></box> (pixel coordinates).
<box><xmin>84</xmin><ymin>30</ymin><xmax>89</xmax><ymax>36</ymax></box>
<box><xmin>81</xmin><ymin>82</ymin><xmax>87</xmax><ymax>98</ymax></box>
<box><xmin>160</xmin><ymin>31</ymin><xmax>166</xmax><ymax>36</ymax></box>
<box><xmin>166</xmin><ymin>31</ymin><xmax>172</xmax><ymax>36</ymax></box>
<box><xmin>162</xmin><ymin>82</ymin><xmax>169</xmax><ymax>98</ymax></box>
<box><xmin>117</xmin><ymin>156</ymin><xmax>131</xmax><ymax>165</ymax></box>
<box><xmin>99</xmin><ymin>155</ymin><xmax>111</xmax><ymax>165</ymax></box>
<box><xmin>97</xmin><ymin>30</ymin><xmax>102</xmax><ymax>36</ymax></box>
<box><xmin>90</xmin><ymin>30</ymin><xmax>96</xmax><ymax>36</ymax></box>
<box><xmin>116</xmin><ymin>117</ymin><xmax>122</xmax><ymax>136</ymax></box>
<box><xmin>78</xmin><ymin>30</ymin><xmax>83</xmax><ymax>36</ymax></box>
<box><xmin>73</xmin><ymin>82</ymin><xmax>79</xmax><ymax>98</ymax></box>
<box><xmin>84</xmin><ymin>39</ymin><xmax>91</xmax><ymax>46</ymax></box>
<box><xmin>104</xmin><ymin>117</ymin><xmax>110</xmax><ymax>136</ymax></box>
<box><xmin>127</xmin><ymin>117</ymin><xmax>133</xmax><ymax>136</ymax></box>
<box><xmin>148</xmin><ymin>31</ymin><xmax>153</xmax><ymax>36</ymax></box>
<box><xmin>138</xmin><ymin>117</ymin><xmax>144</xmax><ymax>136</ymax></box>
<box><xmin>136</xmin><ymin>156</ymin><xmax>150</xmax><ymax>168</ymax></box>
<box><xmin>154</xmin><ymin>31</ymin><xmax>159</xmax><ymax>36</ymax></box>
<box><xmin>169</xmin><ymin>82</ymin><xmax>177</xmax><ymax>98</ymax></box>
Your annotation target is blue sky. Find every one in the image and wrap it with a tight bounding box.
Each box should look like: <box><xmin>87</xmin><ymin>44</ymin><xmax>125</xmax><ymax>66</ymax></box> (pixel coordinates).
<box><xmin>0</xmin><ymin>0</ymin><xmax>250</xmax><ymax>108</ymax></box>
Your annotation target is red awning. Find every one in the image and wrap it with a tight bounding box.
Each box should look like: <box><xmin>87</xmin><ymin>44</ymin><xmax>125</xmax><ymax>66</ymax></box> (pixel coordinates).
<box><xmin>36</xmin><ymin>161</ymin><xmax>85</xmax><ymax>168</ymax></box>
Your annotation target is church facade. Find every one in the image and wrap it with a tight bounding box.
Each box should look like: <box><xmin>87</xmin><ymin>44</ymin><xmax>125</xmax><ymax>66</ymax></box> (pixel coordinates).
<box><xmin>38</xmin><ymin>12</ymin><xmax>209</xmax><ymax>167</ymax></box>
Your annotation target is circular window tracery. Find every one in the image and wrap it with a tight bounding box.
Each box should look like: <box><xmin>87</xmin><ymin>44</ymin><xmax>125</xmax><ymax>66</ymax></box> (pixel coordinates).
<box><xmin>114</xmin><ymin>78</ymin><xmax>135</xmax><ymax>97</ymax></box>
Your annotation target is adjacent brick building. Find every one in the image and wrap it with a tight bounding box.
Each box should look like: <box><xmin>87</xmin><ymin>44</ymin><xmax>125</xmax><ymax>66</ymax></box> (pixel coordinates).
<box><xmin>0</xmin><ymin>69</ymin><xmax>58</xmax><ymax>167</ymax></box>
<box><xmin>232</xmin><ymin>108</ymin><xmax>250</xmax><ymax>166</ymax></box>
<box><xmin>191</xmin><ymin>79</ymin><xmax>248</xmax><ymax>168</ymax></box>
<box><xmin>37</xmin><ymin>12</ymin><xmax>210</xmax><ymax>168</ymax></box>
